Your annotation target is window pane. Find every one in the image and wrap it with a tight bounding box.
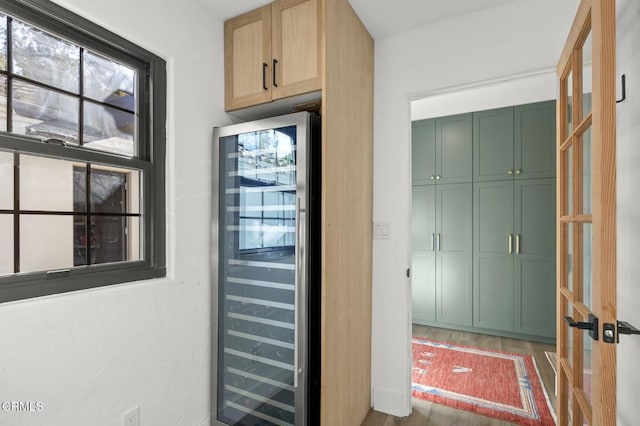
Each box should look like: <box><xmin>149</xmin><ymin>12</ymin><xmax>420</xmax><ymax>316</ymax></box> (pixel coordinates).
<box><xmin>90</xmin><ymin>166</ymin><xmax>139</xmax><ymax>214</ymax></box>
<box><xmin>19</xmin><ymin>154</ymin><xmax>79</xmax><ymax>211</ymax></box>
<box><xmin>582</xmin><ymin>127</ymin><xmax>592</xmax><ymax>214</ymax></box>
<box><xmin>12</xmin><ymin>20</ymin><xmax>79</xmax><ymax>93</ymax></box>
<box><xmin>83</xmin><ymin>51</ymin><xmax>135</xmax><ymax>110</ymax></box>
<box><xmin>0</xmin><ymin>213</ymin><xmax>12</xmax><ymax>275</ymax></box>
<box><xmin>84</xmin><ymin>101</ymin><xmax>135</xmax><ymax>156</ymax></box>
<box><xmin>0</xmin><ymin>150</ymin><xmax>12</xmax><ymax>209</ymax></box>
<box><xmin>582</xmin><ymin>32</ymin><xmax>592</xmax><ymax>120</ymax></box>
<box><xmin>73</xmin><ymin>216</ymin><xmax>140</xmax><ymax>266</ymax></box>
<box><xmin>13</xmin><ymin>80</ymin><xmax>79</xmax><ymax>143</ymax></box>
<box><xmin>0</xmin><ymin>14</ymin><xmax>6</xmax><ymax>71</ymax></box>
<box><xmin>0</xmin><ymin>74</ymin><xmax>7</xmax><ymax>131</ymax></box>
<box><xmin>20</xmin><ymin>214</ymin><xmax>74</xmax><ymax>273</ymax></box>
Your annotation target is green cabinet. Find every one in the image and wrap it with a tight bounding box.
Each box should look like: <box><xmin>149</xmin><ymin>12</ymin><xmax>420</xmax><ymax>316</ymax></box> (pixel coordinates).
<box><xmin>473</xmin><ymin>179</ymin><xmax>556</xmax><ymax>337</ymax></box>
<box><xmin>412</xmin><ymin>183</ymin><xmax>472</xmax><ymax>327</ymax></box>
<box><xmin>412</xmin><ymin>113</ymin><xmax>472</xmax><ymax>185</ymax></box>
<box><xmin>474</xmin><ymin>101</ymin><xmax>556</xmax><ymax>182</ymax></box>
<box><xmin>514</xmin><ymin>179</ymin><xmax>556</xmax><ymax>338</ymax></box>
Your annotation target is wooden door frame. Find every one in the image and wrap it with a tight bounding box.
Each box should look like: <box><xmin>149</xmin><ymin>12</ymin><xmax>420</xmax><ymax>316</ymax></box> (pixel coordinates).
<box><xmin>556</xmin><ymin>0</ymin><xmax>617</xmax><ymax>424</ymax></box>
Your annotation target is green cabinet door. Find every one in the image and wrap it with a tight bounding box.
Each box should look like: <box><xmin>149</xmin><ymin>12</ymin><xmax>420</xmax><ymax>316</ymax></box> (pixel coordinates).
<box><xmin>412</xmin><ymin>119</ymin><xmax>436</xmax><ymax>185</ymax></box>
<box><xmin>473</xmin><ymin>181</ymin><xmax>514</xmax><ymax>332</ymax></box>
<box><xmin>473</xmin><ymin>107</ymin><xmax>514</xmax><ymax>182</ymax></box>
<box><xmin>412</xmin><ymin>185</ymin><xmax>436</xmax><ymax>322</ymax></box>
<box><xmin>436</xmin><ymin>183</ymin><xmax>472</xmax><ymax>326</ymax></box>
<box><xmin>435</xmin><ymin>114</ymin><xmax>472</xmax><ymax>184</ymax></box>
<box><xmin>514</xmin><ymin>101</ymin><xmax>556</xmax><ymax>180</ymax></box>
<box><xmin>514</xmin><ymin>178</ymin><xmax>556</xmax><ymax>337</ymax></box>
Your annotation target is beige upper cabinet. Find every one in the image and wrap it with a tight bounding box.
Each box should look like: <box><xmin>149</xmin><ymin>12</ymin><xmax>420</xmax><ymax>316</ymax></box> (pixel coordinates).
<box><xmin>224</xmin><ymin>0</ymin><xmax>322</xmax><ymax>111</ymax></box>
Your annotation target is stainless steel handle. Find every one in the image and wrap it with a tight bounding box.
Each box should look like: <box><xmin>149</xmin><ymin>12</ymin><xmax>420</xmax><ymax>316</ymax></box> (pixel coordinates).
<box><xmin>437</xmin><ymin>234</ymin><xmax>441</xmax><ymax>251</ymax></box>
<box><xmin>515</xmin><ymin>169</ymin><xmax>521</xmax><ymax>175</ymax></box>
<box><xmin>516</xmin><ymin>234</ymin><xmax>521</xmax><ymax>254</ymax></box>
<box><xmin>294</xmin><ymin>197</ymin><xmax>305</xmax><ymax>388</ymax></box>
<box><xmin>431</xmin><ymin>234</ymin><xmax>435</xmax><ymax>251</ymax></box>
<box><xmin>507</xmin><ymin>169</ymin><xmax>514</xmax><ymax>175</ymax></box>
<box><xmin>508</xmin><ymin>234</ymin><xmax>513</xmax><ymax>254</ymax></box>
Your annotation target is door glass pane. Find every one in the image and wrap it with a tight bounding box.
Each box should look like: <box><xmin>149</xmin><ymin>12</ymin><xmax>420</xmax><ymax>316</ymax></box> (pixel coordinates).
<box><xmin>567</xmin><ymin>222</ymin><xmax>574</xmax><ymax>292</ymax></box>
<box><xmin>0</xmin><ymin>150</ymin><xmax>12</xmax><ymax>209</ymax></box>
<box><xmin>218</xmin><ymin>126</ymin><xmax>298</xmax><ymax>426</ymax></box>
<box><xmin>567</xmin><ymin>145</ymin><xmax>573</xmax><ymax>216</ymax></box>
<box><xmin>566</xmin><ymin>70</ymin><xmax>573</xmax><ymax>136</ymax></box>
<box><xmin>567</xmin><ymin>305</ymin><xmax>574</xmax><ymax>365</ymax></box>
<box><xmin>0</xmin><ymin>213</ymin><xmax>12</xmax><ymax>275</ymax></box>
<box><xmin>582</xmin><ymin>223</ymin><xmax>592</xmax><ymax>310</ymax></box>
<box><xmin>582</xmin><ymin>32</ymin><xmax>593</xmax><ymax>120</ymax></box>
<box><xmin>582</xmin><ymin>127</ymin><xmax>592</xmax><ymax>214</ymax></box>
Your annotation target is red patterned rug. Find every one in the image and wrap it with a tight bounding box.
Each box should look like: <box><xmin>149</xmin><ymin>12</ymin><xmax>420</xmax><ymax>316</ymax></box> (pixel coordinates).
<box><xmin>412</xmin><ymin>338</ymin><xmax>556</xmax><ymax>425</ymax></box>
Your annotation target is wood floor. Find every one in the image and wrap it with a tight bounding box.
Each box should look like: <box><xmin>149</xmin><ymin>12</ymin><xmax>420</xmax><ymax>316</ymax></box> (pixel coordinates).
<box><xmin>361</xmin><ymin>325</ymin><xmax>557</xmax><ymax>426</ymax></box>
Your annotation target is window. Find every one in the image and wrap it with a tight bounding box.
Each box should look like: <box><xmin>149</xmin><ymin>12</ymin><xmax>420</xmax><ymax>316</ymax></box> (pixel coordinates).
<box><xmin>0</xmin><ymin>0</ymin><xmax>166</xmax><ymax>303</ymax></box>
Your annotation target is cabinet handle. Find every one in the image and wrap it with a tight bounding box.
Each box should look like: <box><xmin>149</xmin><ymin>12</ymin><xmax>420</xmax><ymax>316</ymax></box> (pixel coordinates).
<box><xmin>430</xmin><ymin>175</ymin><xmax>435</xmax><ymax>180</ymax></box>
<box><xmin>507</xmin><ymin>169</ymin><xmax>514</xmax><ymax>175</ymax></box>
<box><xmin>437</xmin><ymin>234</ymin><xmax>441</xmax><ymax>251</ymax></box>
<box><xmin>515</xmin><ymin>169</ymin><xmax>522</xmax><ymax>175</ymax></box>
<box><xmin>516</xmin><ymin>234</ymin><xmax>521</xmax><ymax>254</ymax></box>
<box><xmin>262</xmin><ymin>63</ymin><xmax>268</xmax><ymax>91</ymax></box>
<box><xmin>435</xmin><ymin>175</ymin><xmax>441</xmax><ymax>180</ymax></box>
<box><xmin>431</xmin><ymin>234</ymin><xmax>435</xmax><ymax>251</ymax></box>
<box><xmin>273</xmin><ymin>59</ymin><xmax>278</xmax><ymax>87</ymax></box>
<box><xmin>508</xmin><ymin>234</ymin><xmax>513</xmax><ymax>254</ymax></box>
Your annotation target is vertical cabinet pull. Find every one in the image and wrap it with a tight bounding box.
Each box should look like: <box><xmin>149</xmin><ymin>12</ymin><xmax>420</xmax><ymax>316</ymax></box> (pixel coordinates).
<box><xmin>508</xmin><ymin>234</ymin><xmax>513</xmax><ymax>254</ymax></box>
<box><xmin>262</xmin><ymin>62</ymin><xmax>268</xmax><ymax>91</ymax></box>
<box><xmin>437</xmin><ymin>234</ymin><xmax>441</xmax><ymax>251</ymax></box>
<box><xmin>431</xmin><ymin>234</ymin><xmax>435</xmax><ymax>251</ymax></box>
<box><xmin>273</xmin><ymin>59</ymin><xmax>278</xmax><ymax>87</ymax></box>
<box><xmin>516</xmin><ymin>234</ymin><xmax>521</xmax><ymax>254</ymax></box>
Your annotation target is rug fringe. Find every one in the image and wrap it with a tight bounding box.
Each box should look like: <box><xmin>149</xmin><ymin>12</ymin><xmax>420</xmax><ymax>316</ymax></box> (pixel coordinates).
<box><xmin>531</xmin><ymin>355</ymin><xmax>557</xmax><ymax>425</ymax></box>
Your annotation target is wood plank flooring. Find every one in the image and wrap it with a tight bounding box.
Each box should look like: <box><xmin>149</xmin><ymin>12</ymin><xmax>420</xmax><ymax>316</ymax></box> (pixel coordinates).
<box><xmin>361</xmin><ymin>325</ymin><xmax>557</xmax><ymax>426</ymax></box>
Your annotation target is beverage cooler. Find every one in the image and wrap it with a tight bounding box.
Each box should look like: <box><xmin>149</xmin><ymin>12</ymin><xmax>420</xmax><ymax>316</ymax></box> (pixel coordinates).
<box><xmin>212</xmin><ymin>112</ymin><xmax>321</xmax><ymax>426</ymax></box>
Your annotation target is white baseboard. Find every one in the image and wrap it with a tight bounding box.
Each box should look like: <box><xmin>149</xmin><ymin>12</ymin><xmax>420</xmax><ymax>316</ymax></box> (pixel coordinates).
<box><xmin>195</xmin><ymin>417</ymin><xmax>211</xmax><ymax>426</ymax></box>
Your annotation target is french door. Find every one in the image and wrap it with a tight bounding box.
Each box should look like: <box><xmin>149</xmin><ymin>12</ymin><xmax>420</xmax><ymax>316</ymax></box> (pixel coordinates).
<box><xmin>556</xmin><ymin>0</ymin><xmax>616</xmax><ymax>425</ymax></box>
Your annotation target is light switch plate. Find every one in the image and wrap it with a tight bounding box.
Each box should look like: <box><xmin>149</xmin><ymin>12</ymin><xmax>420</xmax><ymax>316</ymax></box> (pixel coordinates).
<box><xmin>123</xmin><ymin>406</ymin><xmax>139</xmax><ymax>426</ymax></box>
<box><xmin>373</xmin><ymin>222</ymin><xmax>390</xmax><ymax>239</ymax></box>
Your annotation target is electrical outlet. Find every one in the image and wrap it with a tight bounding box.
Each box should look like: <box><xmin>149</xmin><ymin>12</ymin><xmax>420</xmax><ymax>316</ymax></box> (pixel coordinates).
<box><xmin>123</xmin><ymin>406</ymin><xmax>139</xmax><ymax>426</ymax></box>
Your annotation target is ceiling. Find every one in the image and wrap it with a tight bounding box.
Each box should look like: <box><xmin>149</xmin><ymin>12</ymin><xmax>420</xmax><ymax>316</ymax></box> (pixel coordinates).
<box><xmin>200</xmin><ymin>0</ymin><xmax>520</xmax><ymax>39</ymax></box>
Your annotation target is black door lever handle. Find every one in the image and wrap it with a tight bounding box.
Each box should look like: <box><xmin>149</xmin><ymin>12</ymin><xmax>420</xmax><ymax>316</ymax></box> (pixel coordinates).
<box><xmin>565</xmin><ymin>314</ymin><xmax>599</xmax><ymax>340</ymax></box>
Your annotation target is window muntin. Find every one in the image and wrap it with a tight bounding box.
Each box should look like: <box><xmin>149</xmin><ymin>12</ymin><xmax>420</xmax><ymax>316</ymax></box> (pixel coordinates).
<box><xmin>0</xmin><ymin>0</ymin><xmax>165</xmax><ymax>303</ymax></box>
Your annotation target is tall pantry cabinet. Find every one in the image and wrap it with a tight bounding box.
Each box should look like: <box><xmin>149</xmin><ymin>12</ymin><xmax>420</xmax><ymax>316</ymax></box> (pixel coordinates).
<box><xmin>411</xmin><ymin>100</ymin><xmax>556</xmax><ymax>342</ymax></box>
<box><xmin>221</xmin><ymin>1</ymin><xmax>374</xmax><ymax>425</ymax></box>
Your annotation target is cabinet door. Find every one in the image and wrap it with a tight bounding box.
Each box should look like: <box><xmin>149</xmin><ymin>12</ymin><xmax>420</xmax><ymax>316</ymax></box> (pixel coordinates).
<box><xmin>435</xmin><ymin>114</ymin><xmax>472</xmax><ymax>184</ymax></box>
<box><xmin>224</xmin><ymin>5</ymin><xmax>272</xmax><ymax>111</ymax></box>
<box><xmin>436</xmin><ymin>183</ymin><xmax>472</xmax><ymax>326</ymax></box>
<box><xmin>412</xmin><ymin>186</ymin><xmax>436</xmax><ymax>322</ymax></box>
<box><xmin>514</xmin><ymin>179</ymin><xmax>556</xmax><ymax>337</ymax></box>
<box><xmin>272</xmin><ymin>0</ymin><xmax>322</xmax><ymax>100</ymax></box>
<box><xmin>514</xmin><ymin>101</ymin><xmax>556</xmax><ymax>179</ymax></box>
<box><xmin>473</xmin><ymin>107</ymin><xmax>514</xmax><ymax>182</ymax></box>
<box><xmin>412</xmin><ymin>119</ymin><xmax>436</xmax><ymax>185</ymax></box>
<box><xmin>473</xmin><ymin>181</ymin><xmax>514</xmax><ymax>332</ymax></box>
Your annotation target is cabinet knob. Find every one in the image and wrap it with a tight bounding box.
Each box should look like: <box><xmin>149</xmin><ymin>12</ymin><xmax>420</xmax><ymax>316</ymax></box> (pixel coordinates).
<box><xmin>515</xmin><ymin>169</ymin><xmax>522</xmax><ymax>175</ymax></box>
<box><xmin>435</xmin><ymin>175</ymin><xmax>441</xmax><ymax>180</ymax></box>
<box><xmin>507</xmin><ymin>169</ymin><xmax>514</xmax><ymax>175</ymax></box>
<box><xmin>430</xmin><ymin>175</ymin><xmax>435</xmax><ymax>180</ymax></box>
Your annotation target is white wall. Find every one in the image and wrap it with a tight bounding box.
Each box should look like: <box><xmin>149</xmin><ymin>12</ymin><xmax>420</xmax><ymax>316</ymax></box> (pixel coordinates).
<box><xmin>0</xmin><ymin>1</ymin><xmax>230</xmax><ymax>425</ymax></box>
<box><xmin>616</xmin><ymin>0</ymin><xmax>640</xmax><ymax>424</ymax></box>
<box><xmin>372</xmin><ymin>0</ymin><xmax>581</xmax><ymax>416</ymax></box>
